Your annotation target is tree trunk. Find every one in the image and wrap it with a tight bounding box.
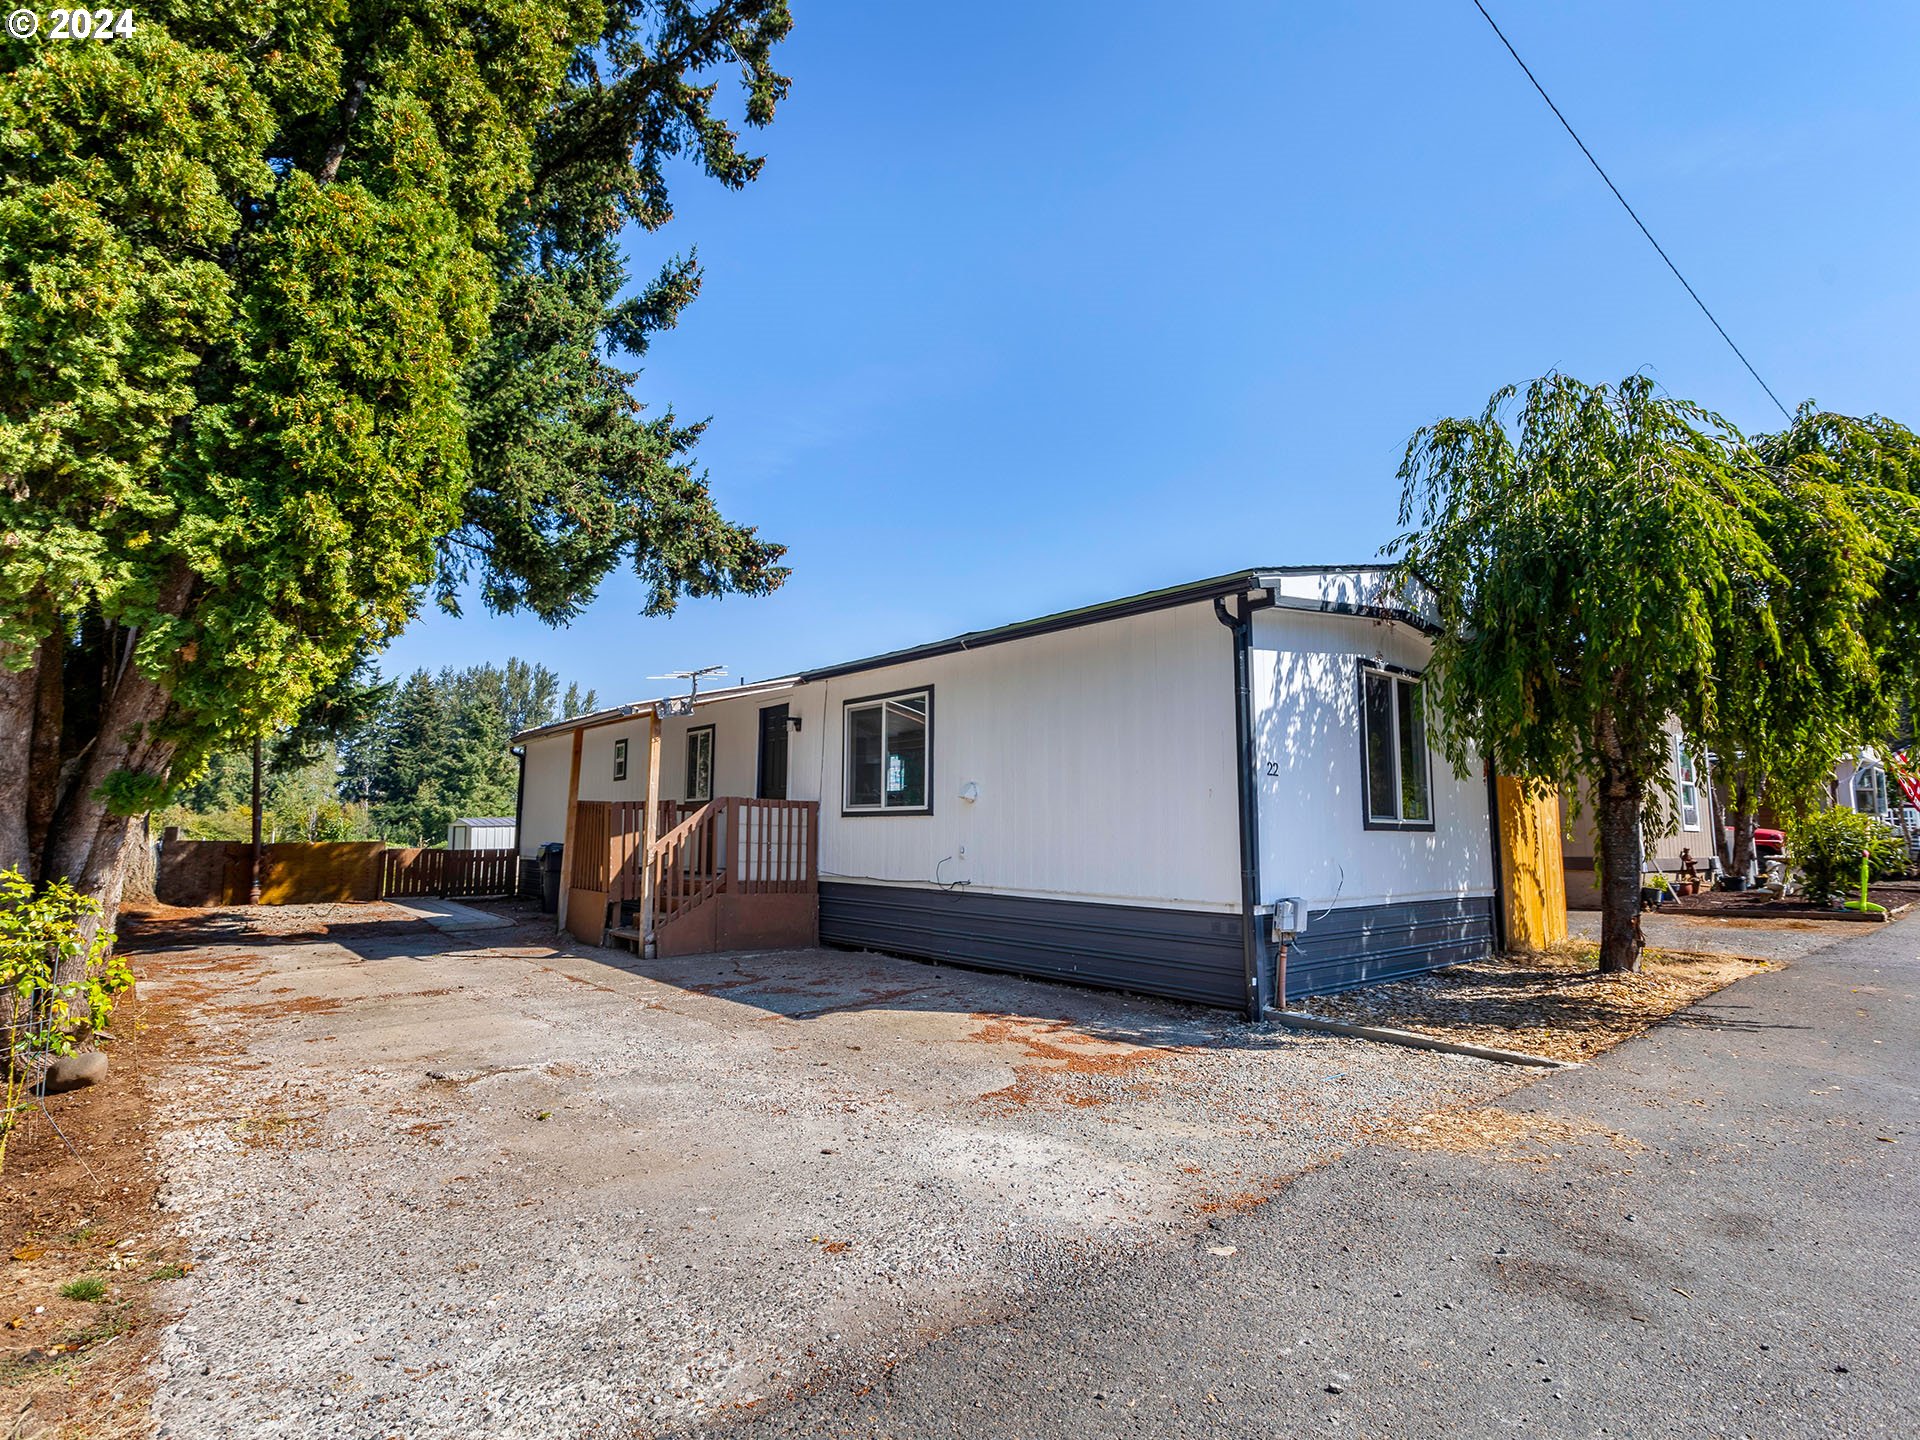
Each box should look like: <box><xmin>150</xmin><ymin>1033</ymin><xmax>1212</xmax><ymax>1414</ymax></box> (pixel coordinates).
<box><xmin>0</xmin><ymin>644</ymin><xmax>40</xmax><ymax>876</ymax></box>
<box><xmin>1729</xmin><ymin>773</ymin><xmax>1758</xmax><ymax>884</ymax></box>
<box><xmin>249</xmin><ymin>736</ymin><xmax>264</xmax><ymax>904</ymax></box>
<box><xmin>44</xmin><ymin>661</ymin><xmax>176</xmax><ymax>962</ymax></box>
<box><xmin>27</xmin><ymin>623</ymin><xmax>65</xmax><ymax>881</ymax></box>
<box><xmin>1592</xmin><ymin>708</ymin><xmax>1645</xmax><ymax>974</ymax></box>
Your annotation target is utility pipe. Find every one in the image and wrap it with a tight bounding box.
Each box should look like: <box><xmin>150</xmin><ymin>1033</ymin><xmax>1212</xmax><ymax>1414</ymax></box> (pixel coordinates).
<box><xmin>1214</xmin><ymin>591</ymin><xmax>1270</xmax><ymax>1020</ymax></box>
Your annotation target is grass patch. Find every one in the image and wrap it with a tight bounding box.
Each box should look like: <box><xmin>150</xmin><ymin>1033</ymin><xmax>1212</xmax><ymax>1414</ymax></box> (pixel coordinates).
<box><xmin>58</xmin><ymin>1276</ymin><xmax>107</xmax><ymax>1303</ymax></box>
<box><xmin>142</xmin><ymin>1261</ymin><xmax>190</xmax><ymax>1283</ymax></box>
<box><xmin>57</xmin><ymin>1303</ymin><xmax>134</xmax><ymax>1348</ymax></box>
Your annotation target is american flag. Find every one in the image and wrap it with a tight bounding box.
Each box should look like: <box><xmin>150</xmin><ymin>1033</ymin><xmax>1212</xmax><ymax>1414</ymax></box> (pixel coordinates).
<box><xmin>1894</xmin><ymin>751</ymin><xmax>1920</xmax><ymax>809</ymax></box>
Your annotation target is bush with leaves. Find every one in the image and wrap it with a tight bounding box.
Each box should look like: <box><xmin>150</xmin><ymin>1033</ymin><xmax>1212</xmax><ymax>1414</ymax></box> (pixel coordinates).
<box><xmin>1789</xmin><ymin>809</ymin><xmax>1909</xmax><ymax>906</ymax></box>
<box><xmin>1</xmin><ymin>868</ymin><xmax>133</xmax><ymax>1166</ymax></box>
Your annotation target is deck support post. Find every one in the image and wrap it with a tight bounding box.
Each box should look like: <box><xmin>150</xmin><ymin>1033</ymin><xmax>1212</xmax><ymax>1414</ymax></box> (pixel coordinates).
<box><xmin>638</xmin><ymin>708</ymin><xmax>663</xmax><ymax>950</ymax></box>
<box><xmin>556</xmin><ymin>726</ymin><xmax>584</xmax><ymax>933</ymax></box>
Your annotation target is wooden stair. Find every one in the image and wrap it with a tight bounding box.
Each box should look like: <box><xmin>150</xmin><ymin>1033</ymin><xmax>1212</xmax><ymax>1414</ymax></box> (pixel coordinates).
<box><xmin>587</xmin><ymin>795</ymin><xmax>819</xmax><ymax>957</ymax></box>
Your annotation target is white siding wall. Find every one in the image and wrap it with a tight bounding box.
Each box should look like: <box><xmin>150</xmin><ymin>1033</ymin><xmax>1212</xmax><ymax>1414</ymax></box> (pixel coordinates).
<box><xmin>654</xmin><ymin>686</ymin><xmax>820</xmax><ymax>803</ymax></box>
<box><xmin>805</xmin><ymin>602</ymin><xmax>1240</xmax><ymax>911</ymax></box>
<box><xmin>518</xmin><ymin>734</ymin><xmax>573</xmax><ymax>857</ymax></box>
<box><xmin>1250</xmin><ymin>609</ymin><xmax>1493</xmax><ymax>910</ymax></box>
<box><xmin>573</xmin><ymin>717</ymin><xmax>652</xmax><ymax>804</ymax></box>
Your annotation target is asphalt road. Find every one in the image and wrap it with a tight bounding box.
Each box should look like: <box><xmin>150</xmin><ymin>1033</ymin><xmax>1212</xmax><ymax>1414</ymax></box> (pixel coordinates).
<box><xmin>707</xmin><ymin>918</ymin><xmax>1918</xmax><ymax>1439</ymax></box>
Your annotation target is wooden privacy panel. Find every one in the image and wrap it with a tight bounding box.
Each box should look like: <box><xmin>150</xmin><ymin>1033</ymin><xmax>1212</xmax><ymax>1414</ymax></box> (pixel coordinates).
<box><xmin>260</xmin><ymin>842</ymin><xmax>387</xmax><ymax>904</ymax></box>
<box><xmin>568</xmin><ymin>802</ymin><xmax>611</xmax><ymax>891</ymax></box>
<box><xmin>158</xmin><ymin>840</ymin><xmax>386</xmax><ymax>906</ymax></box>
<box><xmin>383</xmin><ymin>847</ymin><xmax>520</xmax><ymax>899</ymax></box>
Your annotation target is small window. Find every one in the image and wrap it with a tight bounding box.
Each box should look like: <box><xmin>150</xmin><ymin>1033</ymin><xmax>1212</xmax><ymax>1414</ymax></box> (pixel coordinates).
<box><xmin>843</xmin><ymin>689</ymin><xmax>931</xmax><ymax>814</ymax></box>
<box><xmin>685</xmin><ymin>726</ymin><xmax>714</xmax><ymax>803</ymax></box>
<box><xmin>1854</xmin><ymin>765</ymin><xmax>1887</xmax><ymax>816</ymax></box>
<box><xmin>1675</xmin><ymin>738</ymin><xmax>1701</xmax><ymax>830</ymax></box>
<box><xmin>612</xmin><ymin>737</ymin><xmax>628</xmax><ymax>782</ymax></box>
<box><xmin>1360</xmin><ymin>667</ymin><xmax>1432</xmax><ymax>828</ymax></box>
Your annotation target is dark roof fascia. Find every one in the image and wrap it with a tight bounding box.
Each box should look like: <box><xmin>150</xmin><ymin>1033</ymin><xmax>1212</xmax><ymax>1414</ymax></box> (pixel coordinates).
<box><xmin>799</xmin><ymin>565</ymin><xmax>1426</xmax><ymax>682</ymax></box>
<box><xmin>798</xmin><ymin>569</ymin><xmax>1281</xmax><ymax>683</ymax></box>
<box><xmin>511</xmin><ymin>702</ymin><xmax>651</xmax><ymax>745</ymax></box>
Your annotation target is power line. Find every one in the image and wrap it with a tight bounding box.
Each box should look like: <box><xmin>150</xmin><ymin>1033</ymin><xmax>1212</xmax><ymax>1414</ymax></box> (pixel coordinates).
<box><xmin>1468</xmin><ymin>0</ymin><xmax>1793</xmax><ymax>422</ymax></box>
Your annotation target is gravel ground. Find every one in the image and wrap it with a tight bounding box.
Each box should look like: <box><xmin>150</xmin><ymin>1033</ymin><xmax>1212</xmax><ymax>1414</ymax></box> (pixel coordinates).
<box><xmin>124</xmin><ymin>904</ymin><xmax>1525</xmax><ymax>1439</ymax></box>
<box><xmin>1294</xmin><ymin>941</ymin><xmax>1768</xmax><ymax>1062</ymax></box>
<box><xmin>1568</xmin><ymin>906</ymin><xmax>1863</xmax><ymax>964</ymax></box>
<box><xmin>706</xmin><ymin>913</ymin><xmax>1920</xmax><ymax>1439</ymax></box>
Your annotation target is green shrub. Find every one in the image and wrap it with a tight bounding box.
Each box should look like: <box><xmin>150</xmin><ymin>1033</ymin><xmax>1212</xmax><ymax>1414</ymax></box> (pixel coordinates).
<box><xmin>1</xmin><ymin>868</ymin><xmax>132</xmax><ymax>1169</ymax></box>
<box><xmin>58</xmin><ymin>1277</ymin><xmax>107</xmax><ymax>1303</ymax></box>
<box><xmin>1790</xmin><ymin>809</ymin><xmax>1909</xmax><ymax>905</ymax></box>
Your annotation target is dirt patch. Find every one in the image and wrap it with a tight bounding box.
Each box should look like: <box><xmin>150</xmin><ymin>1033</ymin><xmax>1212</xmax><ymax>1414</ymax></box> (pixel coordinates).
<box><xmin>1295</xmin><ymin>941</ymin><xmax>1770</xmax><ymax>1063</ymax></box>
<box><xmin>966</xmin><ymin>1014</ymin><xmax>1184</xmax><ymax>1113</ymax></box>
<box><xmin>1660</xmin><ymin>879</ymin><xmax>1919</xmax><ymax>922</ymax></box>
<box><xmin>1386</xmin><ymin>1105</ymin><xmax>1643</xmax><ymax>1164</ymax></box>
<box><xmin>1</xmin><ymin>987</ymin><xmax>190</xmax><ymax>1440</ymax></box>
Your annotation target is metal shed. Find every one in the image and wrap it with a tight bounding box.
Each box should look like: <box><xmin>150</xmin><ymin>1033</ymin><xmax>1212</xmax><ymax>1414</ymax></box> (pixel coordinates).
<box><xmin>448</xmin><ymin>817</ymin><xmax>517</xmax><ymax>851</ymax></box>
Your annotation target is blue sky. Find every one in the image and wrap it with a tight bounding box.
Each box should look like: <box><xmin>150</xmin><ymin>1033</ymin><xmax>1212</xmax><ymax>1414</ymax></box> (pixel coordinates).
<box><xmin>385</xmin><ymin>0</ymin><xmax>1920</xmax><ymax>705</ymax></box>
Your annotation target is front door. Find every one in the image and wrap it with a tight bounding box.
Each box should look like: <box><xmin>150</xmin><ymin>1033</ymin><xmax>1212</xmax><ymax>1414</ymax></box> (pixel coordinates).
<box><xmin>757</xmin><ymin>704</ymin><xmax>790</xmax><ymax>800</ymax></box>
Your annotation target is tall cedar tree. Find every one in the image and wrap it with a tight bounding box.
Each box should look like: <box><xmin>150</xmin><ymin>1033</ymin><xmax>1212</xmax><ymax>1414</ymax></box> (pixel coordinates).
<box><xmin>0</xmin><ymin>2</ymin><xmax>793</xmax><ymax>947</ymax></box>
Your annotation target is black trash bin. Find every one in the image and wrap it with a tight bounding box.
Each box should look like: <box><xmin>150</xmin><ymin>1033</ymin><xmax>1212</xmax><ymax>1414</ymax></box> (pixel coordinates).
<box><xmin>539</xmin><ymin>842</ymin><xmax>565</xmax><ymax>914</ymax></box>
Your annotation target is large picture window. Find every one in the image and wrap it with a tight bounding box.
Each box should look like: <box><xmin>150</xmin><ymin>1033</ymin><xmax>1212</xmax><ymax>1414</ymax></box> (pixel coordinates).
<box><xmin>685</xmin><ymin>725</ymin><xmax>714</xmax><ymax>803</ymax></box>
<box><xmin>1360</xmin><ymin>666</ymin><xmax>1432</xmax><ymax>829</ymax></box>
<box><xmin>843</xmin><ymin>689</ymin><xmax>931</xmax><ymax>814</ymax></box>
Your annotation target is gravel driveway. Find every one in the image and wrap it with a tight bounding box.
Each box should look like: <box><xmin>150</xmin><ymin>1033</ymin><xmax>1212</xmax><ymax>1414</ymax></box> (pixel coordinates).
<box><xmin>124</xmin><ymin>902</ymin><xmax>1524</xmax><ymax>1439</ymax></box>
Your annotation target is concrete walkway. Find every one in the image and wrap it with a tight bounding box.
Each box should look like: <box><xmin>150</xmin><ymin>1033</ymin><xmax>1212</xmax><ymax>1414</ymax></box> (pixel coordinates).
<box><xmin>384</xmin><ymin>896</ymin><xmax>514</xmax><ymax>932</ymax></box>
<box><xmin>712</xmin><ymin>916</ymin><xmax>1920</xmax><ymax>1438</ymax></box>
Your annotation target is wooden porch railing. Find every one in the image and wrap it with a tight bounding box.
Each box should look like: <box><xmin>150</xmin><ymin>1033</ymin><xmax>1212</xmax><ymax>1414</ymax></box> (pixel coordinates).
<box><xmin>610</xmin><ymin>797</ymin><xmax>818</xmax><ymax>918</ymax></box>
<box><xmin>570</xmin><ymin>796</ymin><xmax>817</xmax><ymax>942</ymax></box>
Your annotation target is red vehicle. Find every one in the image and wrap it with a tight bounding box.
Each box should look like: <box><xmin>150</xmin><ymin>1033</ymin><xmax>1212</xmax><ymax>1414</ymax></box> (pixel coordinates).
<box><xmin>1754</xmin><ymin>827</ymin><xmax>1785</xmax><ymax>862</ymax></box>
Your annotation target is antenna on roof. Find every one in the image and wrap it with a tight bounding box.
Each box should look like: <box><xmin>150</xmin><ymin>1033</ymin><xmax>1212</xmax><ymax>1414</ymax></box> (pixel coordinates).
<box><xmin>647</xmin><ymin>664</ymin><xmax>726</xmax><ymax>717</ymax></box>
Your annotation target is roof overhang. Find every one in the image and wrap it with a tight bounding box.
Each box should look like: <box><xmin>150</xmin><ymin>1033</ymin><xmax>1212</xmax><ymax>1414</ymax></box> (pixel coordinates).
<box><xmin>516</xmin><ymin>564</ymin><xmax>1437</xmax><ymax>738</ymax></box>
<box><xmin>512</xmin><ymin>677</ymin><xmax>801</xmax><ymax>745</ymax></box>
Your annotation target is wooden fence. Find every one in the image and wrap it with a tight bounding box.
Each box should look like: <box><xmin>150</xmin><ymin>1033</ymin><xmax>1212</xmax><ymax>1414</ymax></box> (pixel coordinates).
<box><xmin>382</xmin><ymin>846</ymin><xmax>520</xmax><ymax>899</ymax></box>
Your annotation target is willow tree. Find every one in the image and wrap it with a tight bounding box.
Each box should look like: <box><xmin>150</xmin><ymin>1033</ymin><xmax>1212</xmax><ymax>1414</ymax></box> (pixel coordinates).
<box><xmin>1391</xmin><ymin>375</ymin><xmax>1775</xmax><ymax>973</ymax></box>
<box><xmin>1703</xmin><ymin>409</ymin><xmax>1916</xmax><ymax>874</ymax></box>
<box><xmin>1705</xmin><ymin>410</ymin><xmax>1920</xmax><ymax>872</ymax></box>
<box><xmin>0</xmin><ymin>2</ymin><xmax>793</xmax><ymax>936</ymax></box>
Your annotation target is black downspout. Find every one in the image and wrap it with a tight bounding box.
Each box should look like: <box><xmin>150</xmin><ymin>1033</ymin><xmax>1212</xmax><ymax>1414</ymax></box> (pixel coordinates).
<box><xmin>511</xmin><ymin>744</ymin><xmax>527</xmax><ymax>899</ymax></box>
<box><xmin>1215</xmin><ymin>595</ymin><xmax>1266</xmax><ymax>1020</ymax></box>
<box><xmin>1484</xmin><ymin>765</ymin><xmax>1508</xmax><ymax>955</ymax></box>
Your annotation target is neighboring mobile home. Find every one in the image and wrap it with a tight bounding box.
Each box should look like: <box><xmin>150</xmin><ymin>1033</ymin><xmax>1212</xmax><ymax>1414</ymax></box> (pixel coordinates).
<box><xmin>514</xmin><ymin>567</ymin><xmax>1509</xmax><ymax>1017</ymax></box>
<box><xmin>1558</xmin><ymin>719</ymin><xmax>1720</xmax><ymax>908</ymax></box>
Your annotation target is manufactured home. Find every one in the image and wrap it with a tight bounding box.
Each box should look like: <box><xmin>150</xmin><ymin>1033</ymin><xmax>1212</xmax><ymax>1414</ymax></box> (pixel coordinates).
<box><xmin>514</xmin><ymin>566</ymin><xmax>1541</xmax><ymax>1018</ymax></box>
<box><xmin>1558</xmin><ymin>720</ymin><xmax>1720</xmax><ymax>906</ymax></box>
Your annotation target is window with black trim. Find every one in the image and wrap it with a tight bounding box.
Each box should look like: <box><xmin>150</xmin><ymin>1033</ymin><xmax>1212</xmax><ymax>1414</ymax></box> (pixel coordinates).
<box><xmin>1361</xmin><ymin>667</ymin><xmax>1432</xmax><ymax>827</ymax></box>
<box><xmin>843</xmin><ymin>689</ymin><xmax>931</xmax><ymax>813</ymax></box>
<box><xmin>612</xmin><ymin>737</ymin><xmax>628</xmax><ymax>782</ymax></box>
<box><xmin>685</xmin><ymin>725</ymin><xmax>714</xmax><ymax>803</ymax></box>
